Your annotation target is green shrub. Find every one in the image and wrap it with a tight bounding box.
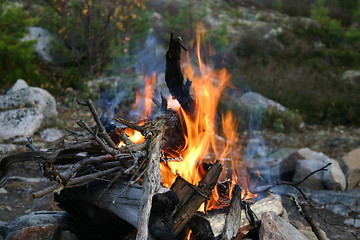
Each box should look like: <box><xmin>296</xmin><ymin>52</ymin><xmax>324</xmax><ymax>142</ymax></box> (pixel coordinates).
<box><xmin>29</xmin><ymin>0</ymin><xmax>150</xmax><ymax>90</ymax></box>
<box><xmin>0</xmin><ymin>1</ymin><xmax>41</xmax><ymax>89</ymax></box>
<box><xmin>263</xmin><ymin>107</ymin><xmax>304</xmax><ymax>132</ymax></box>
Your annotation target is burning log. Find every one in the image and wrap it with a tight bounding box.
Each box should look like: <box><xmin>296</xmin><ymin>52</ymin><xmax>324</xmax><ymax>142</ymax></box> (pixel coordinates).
<box><xmin>0</xmin><ymin>31</ymin><xmax>235</xmax><ymax>239</ymax></box>
<box><xmin>221</xmin><ymin>185</ymin><xmax>242</xmax><ymax>240</ymax></box>
<box><xmin>165</xmin><ymin>31</ymin><xmax>195</xmax><ymax>114</ymax></box>
<box><xmin>171</xmin><ymin>161</ymin><xmax>223</xmax><ymax>235</ymax></box>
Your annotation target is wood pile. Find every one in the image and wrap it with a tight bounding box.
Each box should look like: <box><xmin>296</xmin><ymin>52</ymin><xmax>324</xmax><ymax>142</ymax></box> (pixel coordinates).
<box><xmin>0</xmin><ymin>32</ymin><xmax>284</xmax><ymax>240</ymax></box>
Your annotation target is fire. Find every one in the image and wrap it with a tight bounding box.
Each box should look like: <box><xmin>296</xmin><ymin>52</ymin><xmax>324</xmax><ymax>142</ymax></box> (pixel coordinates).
<box><xmin>117</xmin><ymin>73</ymin><xmax>156</xmax><ymax>147</ymax></box>
<box><xmin>123</xmin><ymin>28</ymin><xmax>257</xmax><ymax>210</ymax></box>
<box><xmin>159</xmin><ymin>28</ymin><xmax>256</xmax><ymax>210</ymax></box>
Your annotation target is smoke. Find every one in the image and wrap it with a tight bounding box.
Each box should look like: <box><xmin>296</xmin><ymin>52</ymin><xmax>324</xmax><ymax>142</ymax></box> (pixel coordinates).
<box><xmin>135</xmin><ymin>33</ymin><xmax>165</xmax><ymax>76</ymax></box>
<box><xmin>245</xmin><ymin>111</ymin><xmax>276</xmax><ymax>193</ymax></box>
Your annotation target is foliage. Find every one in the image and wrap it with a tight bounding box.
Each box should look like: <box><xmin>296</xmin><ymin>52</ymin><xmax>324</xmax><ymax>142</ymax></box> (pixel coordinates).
<box><xmin>310</xmin><ymin>0</ymin><xmax>342</xmax><ymax>46</ymax></box>
<box><xmin>230</xmin><ymin>16</ymin><xmax>360</xmax><ymax>125</ymax></box>
<box><xmin>162</xmin><ymin>0</ymin><xmax>208</xmax><ymax>44</ymax></box>
<box><xmin>0</xmin><ymin>1</ymin><xmax>41</xmax><ymax>89</ymax></box>
<box><xmin>263</xmin><ymin>107</ymin><xmax>304</xmax><ymax>132</ymax></box>
<box><xmin>32</xmin><ymin>0</ymin><xmax>150</xmax><ymax>90</ymax></box>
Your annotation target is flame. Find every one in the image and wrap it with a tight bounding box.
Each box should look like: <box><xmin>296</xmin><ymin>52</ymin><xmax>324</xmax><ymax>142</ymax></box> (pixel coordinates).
<box><xmin>117</xmin><ymin>73</ymin><xmax>156</xmax><ymax>147</ymax></box>
<box><xmin>160</xmin><ymin>27</ymin><xmax>257</xmax><ymax>209</ymax></box>
<box><xmin>119</xmin><ymin>27</ymin><xmax>258</xmax><ymax>210</ymax></box>
<box><xmin>186</xmin><ymin>230</ymin><xmax>192</xmax><ymax>240</ymax></box>
<box><xmin>160</xmin><ymin>29</ymin><xmax>236</xmax><ymax>210</ymax></box>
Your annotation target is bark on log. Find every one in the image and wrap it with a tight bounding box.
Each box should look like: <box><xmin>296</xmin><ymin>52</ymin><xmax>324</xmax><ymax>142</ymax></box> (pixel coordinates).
<box><xmin>221</xmin><ymin>185</ymin><xmax>242</xmax><ymax>240</ymax></box>
<box><xmin>171</xmin><ymin>161</ymin><xmax>223</xmax><ymax>235</ymax></box>
<box><xmin>136</xmin><ymin>117</ymin><xmax>168</xmax><ymax>240</ymax></box>
<box><xmin>55</xmin><ymin>181</ymin><xmax>178</xmax><ymax>240</ymax></box>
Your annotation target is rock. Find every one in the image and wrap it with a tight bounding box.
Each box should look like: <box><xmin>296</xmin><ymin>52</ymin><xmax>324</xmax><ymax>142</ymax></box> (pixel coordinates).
<box><xmin>310</xmin><ymin>189</ymin><xmax>360</xmax><ymax>216</ymax></box>
<box><xmin>279</xmin><ymin>151</ymin><xmax>303</xmax><ymax>181</ymax></box>
<box><xmin>26</xmin><ymin>87</ymin><xmax>57</xmax><ymax>117</ymax></box>
<box><xmin>342</xmin><ymin>70</ymin><xmax>360</xmax><ymax>85</ymax></box>
<box><xmin>281</xmin><ymin>148</ymin><xmax>346</xmax><ymax>191</ymax></box>
<box><xmin>259</xmin><ymin>148</ymin><xmax>296</xmax><ymax>181</ymax></box>
<box><xmin>259</xmin><ymin>211</ymin><xmax>307</xmax><ymax>240</ymax></box>
<box><xmin>0</xmin><ymin>80</ymin><xmax>58</xmax><ymax>140</ymax></box>
<box><xmin>341</xmin><ymin>148</ymin><xmax>360</xmax><ymax>189</ymax></box>
<box><xmin>40</xmin><ymin>128</ymin><xmax>64</xmax><ymax>142</ymax></box>
<box><xmin>0</xmin><ymin>211</ymin><xmax>74</xmax><ymax>240</ymax></box>
<box><xmin>21</xmin><ymin>27</ymin><xmax>66</xmax><ymax>65</ymax></box>
<box><xmin>7</xmin><ymin>79</ymin><xmax>28</xmax><ymax>94</ymax></box>
<box><xmin>298</xmin><ymin>148</ymin><xmax>329</xmax><ymax>161</ymax></box>
<box><xmin>0</xmin><ymin>144</ymin><xmax>22</xmax><ymax>154</ymax></box>
<box><xmin>323</xmin><ymin>160</ymin><xmax>347</xmax><ymax>191</ymax></box>
<box><xmin>293</xmin><ymin>159</ymin><xmax>325</xmax><ymax>189</ymax></box>
<box><xmin>0</xmin><ymin>188</ymin><xmax>7</xmax><ymax>194</ymax></box>
<box><xmin>0</xmin><ymin>79</ymin><xmax>57</xmax><ymax>117</ymax></box>
<box><xmin>238</xmin><ymin>92</ymin><xmax>286</xmax><ymax>116</ymax></box>
<box><xmin>0</xmin><ymin>108</ymin><xmax>44</xmax><ymax>140</ymax></box>
<box><xmin>344</xmin><ymin>218</ymin><xmax>360</xmax><ymax>228</ymax></box>
<box><xmin>291</xmin><ymin>221</ymin><xmax>323</xmax><ymax>240</ymax></box>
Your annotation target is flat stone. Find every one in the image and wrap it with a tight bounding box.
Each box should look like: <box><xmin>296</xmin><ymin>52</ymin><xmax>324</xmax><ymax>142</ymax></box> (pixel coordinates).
<box><xmin>310</xmin><ymin>190</ymin><xmax>360</xmax><ymax>216</ymax></box>
<box><xmin>40</xmin><ymin>128</ymin><xmax>64</xmax><ymax>142</ymax></box>
<box><xmin>342</xmin><ymin>148</ymin><xmax>360</xmax><ymax>189</ymax></box>
<box><xmin>344</xmin><ymin>218</ymin><xmax>360</xmax><ymax>228</ymax></box>
<box><xmin>0</xmin><ymin>108</ymin><xmax>44</xmax><ymax>140</ymax></box>
<box><xmin>259</xmin><ymin>211</ymin><xmax>307</xmax><ymax>240</ymax></box>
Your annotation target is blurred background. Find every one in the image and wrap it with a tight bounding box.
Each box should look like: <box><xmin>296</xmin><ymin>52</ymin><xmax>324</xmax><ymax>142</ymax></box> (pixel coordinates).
<box><xmin>1</xmin><ymin>0</ymin><xmax>360</xmax><ymax>127</ymax></box>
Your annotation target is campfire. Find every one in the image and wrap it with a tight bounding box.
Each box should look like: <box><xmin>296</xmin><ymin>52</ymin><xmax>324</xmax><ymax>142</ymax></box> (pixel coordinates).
<box><xmin>0</xmin><ymin>31</ymin><xmax>286</xmax><ymax>240</ymax></box>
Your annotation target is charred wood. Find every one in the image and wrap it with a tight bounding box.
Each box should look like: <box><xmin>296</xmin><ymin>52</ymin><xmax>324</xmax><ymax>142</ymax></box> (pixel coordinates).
<box><xmin>171</xmin><ymin>161</ymin><xmax>223</xmax><ymax>235</ymax></box>
<box><xmin>54</xmin><ymin>181</ymin><xmax>178</xmax><ymax>240</ymax></box>
<box><xmin>165</xmin><ymin>32</ymin><xmax>195</xmax><ymax>114</ymax></box>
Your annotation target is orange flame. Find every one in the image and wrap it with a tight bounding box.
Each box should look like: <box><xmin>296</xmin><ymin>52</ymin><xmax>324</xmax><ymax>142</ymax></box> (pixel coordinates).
<box><xmin>159</xmin><ymin>27</ymin><xmax>257</xmax><ymax>209</ymax></box>
<box><xmin>118</xmin><ymin>73</ymin><xmax>156</xmax><ymax>147</ymax></box>
<box><xmin>122</xmin><ymin>27</ymin><xmax>258</xmax><ymax>210</ymax></box>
